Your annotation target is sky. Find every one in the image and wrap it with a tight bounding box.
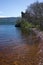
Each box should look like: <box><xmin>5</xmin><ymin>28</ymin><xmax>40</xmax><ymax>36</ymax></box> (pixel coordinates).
<box><xmin>0</xmin><ymin>0</ymin><xmax>43</xmax><ymax>17</ymax></box>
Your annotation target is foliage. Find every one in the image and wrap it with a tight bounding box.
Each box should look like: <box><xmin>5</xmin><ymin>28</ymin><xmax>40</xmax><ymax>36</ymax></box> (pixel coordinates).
<box><xmin>21</xmin><ymin>2</ymin><xmax>43</xmax><ymax>29</ymax></box>
<box><xmin>16</xmin><ymin>1</ymin><xmax>43</xmax><ymax>31</ymax></box>
<box><xmin>15</xmin><ymin>19</ymin><xmax>34</xmax><ymax>34</ymax></box>
<box><xmin>15</xmin><ymin>20</ymin><xmax>21</xmax><ymax>27</ymax></box>
<box><xmin>20</xmin><ymin>20</ymin><xmax>34</xmax><ymax>34</ymax></box>
<box><xmin>20</xmin><ymin>20</ymin><xmax>33</xmax><ymax>28</ymax></box>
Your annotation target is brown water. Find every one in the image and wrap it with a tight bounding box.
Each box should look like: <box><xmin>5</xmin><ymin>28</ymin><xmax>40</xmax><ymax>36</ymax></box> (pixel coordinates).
<box><xmin>0</xmin><ymin>25</ymin><xmax>41</xmax><ymax>65</ymax></box>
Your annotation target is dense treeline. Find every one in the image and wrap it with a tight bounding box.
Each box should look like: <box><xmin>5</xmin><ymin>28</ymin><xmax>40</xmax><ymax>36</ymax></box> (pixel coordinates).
<box><xmin>15</xmin><ymin>1</ymin><xmax>43</xmax><ymax>30</ymax></box>
<box><xmin>21</xmin><ymin>1</ymin><xmax>43</xmax><ymax>29</ymax></box>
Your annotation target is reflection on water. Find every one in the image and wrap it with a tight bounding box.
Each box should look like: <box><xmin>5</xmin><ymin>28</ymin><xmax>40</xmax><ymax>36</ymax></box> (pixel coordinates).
<box><xmin>0</xmin><ymin>25</ymin><xmax>41</xmax><ymax>65</ymax></box>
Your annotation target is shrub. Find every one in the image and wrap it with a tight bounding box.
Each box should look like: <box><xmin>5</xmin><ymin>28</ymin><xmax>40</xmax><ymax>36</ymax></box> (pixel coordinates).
<box><xmin>15</xmin><ymin>19</ymin><xmax>34</xmax><ymax>34</ymax></box>
<box><xmin>15</xmin><ymin>20</ymin><xmax>21</xmax><ymax>27</ymax></box>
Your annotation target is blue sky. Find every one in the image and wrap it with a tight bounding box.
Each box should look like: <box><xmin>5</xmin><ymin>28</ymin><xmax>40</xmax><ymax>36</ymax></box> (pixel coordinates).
<box><xmin>0</xmin><ymin>0</ymin><xmax>43</xmax><ymax>17</ymax></box>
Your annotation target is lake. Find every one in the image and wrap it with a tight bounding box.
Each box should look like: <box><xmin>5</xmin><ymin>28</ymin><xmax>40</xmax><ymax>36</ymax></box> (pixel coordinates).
<box><xmin>0</xmin><ymin>25</ymin><xmax>40</xmax><ymax>65</ymax></box>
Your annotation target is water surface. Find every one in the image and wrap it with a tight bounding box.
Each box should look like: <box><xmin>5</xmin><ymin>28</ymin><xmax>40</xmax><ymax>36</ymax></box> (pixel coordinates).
<box><xmin>0</xmin><ymin>25</ymin><xmax>40</xmax><ymax>65</ymax></box>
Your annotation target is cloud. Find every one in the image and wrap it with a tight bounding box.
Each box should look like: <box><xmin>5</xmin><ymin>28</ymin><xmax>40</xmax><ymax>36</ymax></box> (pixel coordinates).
<box><xmin>0</xmin><ymin>11</ymin><xmax>11</xmax><ymax>18</ymax></box>
<box><xmin>0</xmin><ymin>16</ymin><xmax>12</xmax><ymax>18</ymax></box>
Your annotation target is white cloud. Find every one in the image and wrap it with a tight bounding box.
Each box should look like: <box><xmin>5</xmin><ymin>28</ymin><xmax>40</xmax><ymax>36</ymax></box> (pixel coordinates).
<box><xmin>0</xmin><ymin>16</ymin><xmax>11</xmax><ymax>18</ymax></box>
<box><xmin>0</xmin><ymin>11</ymin><xmax>11</xmax><ymax>18</ymax></box>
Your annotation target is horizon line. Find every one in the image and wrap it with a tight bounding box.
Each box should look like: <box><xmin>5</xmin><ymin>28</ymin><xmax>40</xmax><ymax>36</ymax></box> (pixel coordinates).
<box><xmin>0</xmin><ymin>16</ymin><xmax>21</xmax><ymax>18</ymax></box>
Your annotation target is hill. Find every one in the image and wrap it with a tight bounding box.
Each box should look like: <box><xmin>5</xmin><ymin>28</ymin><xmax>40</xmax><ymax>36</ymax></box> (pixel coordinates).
<box><xmin>0</xmin><ymin>17</ymin><xmax>20</xmax><ymax>25</ymax></box>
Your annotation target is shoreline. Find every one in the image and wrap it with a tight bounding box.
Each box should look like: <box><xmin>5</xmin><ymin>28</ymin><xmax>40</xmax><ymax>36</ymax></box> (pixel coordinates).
<box><xmin>32</xmin><ymin>28</ymin><xmax>43</xmax><ymax>65</ymax></box>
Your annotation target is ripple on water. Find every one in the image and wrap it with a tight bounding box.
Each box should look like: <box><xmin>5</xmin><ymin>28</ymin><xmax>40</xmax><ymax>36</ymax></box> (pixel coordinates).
<box><xmin>0</xmin><ymin>25</ymin><xmax>41</xmax><ymax>65</ymax></box>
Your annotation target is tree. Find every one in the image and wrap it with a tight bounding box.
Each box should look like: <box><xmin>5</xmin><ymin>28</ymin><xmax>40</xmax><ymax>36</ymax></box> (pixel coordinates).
<box><xmin>22</xmin><ymin>1</ymin><xmax>43</xmax><ymax>27</ymax></box>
